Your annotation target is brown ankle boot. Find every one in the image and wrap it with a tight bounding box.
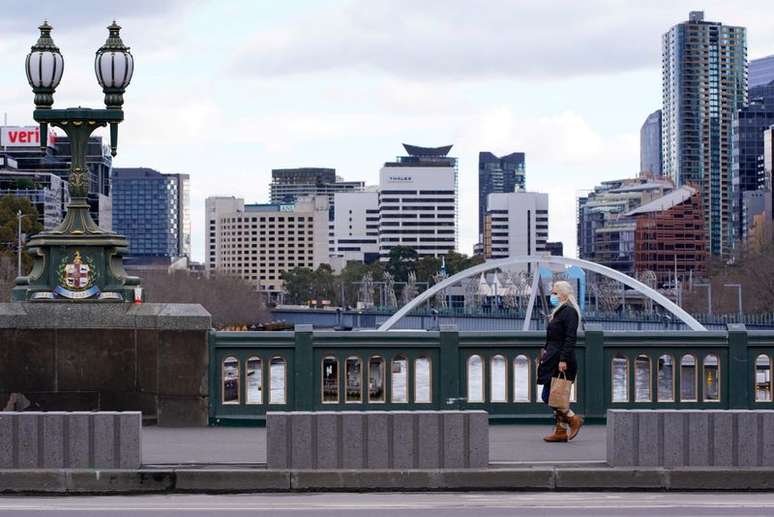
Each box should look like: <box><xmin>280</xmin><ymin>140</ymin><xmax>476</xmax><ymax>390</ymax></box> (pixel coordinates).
<box><xmin>543</xmin><ymin>421</ymin><xmax>568</xmax><ymax>442</ymax></box>
<box><xmin>567</xmin><ymin>415</ymin><xmax>584</xmax><ymax>440</ymax></box>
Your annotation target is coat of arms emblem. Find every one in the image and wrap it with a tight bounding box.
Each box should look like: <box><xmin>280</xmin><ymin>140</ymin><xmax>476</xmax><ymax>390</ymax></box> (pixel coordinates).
<box><xmin>54</xmin><ymin>250</ymin><xmax>100</xmax><ymax>299</ymax></box>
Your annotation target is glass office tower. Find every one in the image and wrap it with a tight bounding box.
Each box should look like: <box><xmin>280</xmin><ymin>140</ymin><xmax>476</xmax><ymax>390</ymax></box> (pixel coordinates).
<box><xmin>112</xmin><ymin>168</ymin><xmax>191</xmax><ymax>258</ymax></box>
<box><xmin>478</xmin><ymin>151</ymin><xmax>525</xmax><ymax>239</ymax></box>
<box><xmin>662</xmin><ymin>11</ymin><xmax>747</xmax><ymax>256</ymax></box>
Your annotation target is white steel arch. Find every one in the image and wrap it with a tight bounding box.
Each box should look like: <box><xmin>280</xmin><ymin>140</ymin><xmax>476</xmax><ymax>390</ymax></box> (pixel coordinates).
<box><xmin>377</xmin><ymin>255</ymin><xmax>707</xmax><ymax>331</ymax></box>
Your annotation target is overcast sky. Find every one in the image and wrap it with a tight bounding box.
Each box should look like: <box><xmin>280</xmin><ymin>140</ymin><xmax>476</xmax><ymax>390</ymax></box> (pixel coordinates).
<box><xmin>1</xmin><ymin>1</ymin><xmax>773</xmax><ymax>262</ymax></box>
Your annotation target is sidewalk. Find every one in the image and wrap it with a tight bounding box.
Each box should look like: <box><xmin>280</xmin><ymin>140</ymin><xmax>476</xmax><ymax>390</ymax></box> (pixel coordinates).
<box><xmin>141</xmin><ymin>425</ymin><xmax>607</xmax><ymax>466</ymax></box>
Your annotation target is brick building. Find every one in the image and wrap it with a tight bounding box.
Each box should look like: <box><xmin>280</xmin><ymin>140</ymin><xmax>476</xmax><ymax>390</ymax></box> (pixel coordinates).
<box><xmin>626</xmin><ymin>185</ymin><xmax>708</xmax><ymax>287</ymax></box>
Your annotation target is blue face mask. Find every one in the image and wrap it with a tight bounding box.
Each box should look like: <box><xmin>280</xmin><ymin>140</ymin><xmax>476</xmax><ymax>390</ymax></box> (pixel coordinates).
<box><xmin>550</xmin><ymin>294</ymin><xmax>561</xmax><ymax>307</ymax></box>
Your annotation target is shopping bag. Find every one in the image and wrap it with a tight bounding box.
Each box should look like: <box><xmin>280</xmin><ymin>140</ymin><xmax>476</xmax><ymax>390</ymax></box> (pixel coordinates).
<box><xmin>548</xmin><ymin>372</ymin><xmax>572</xmax><ymax>409</ymax></box>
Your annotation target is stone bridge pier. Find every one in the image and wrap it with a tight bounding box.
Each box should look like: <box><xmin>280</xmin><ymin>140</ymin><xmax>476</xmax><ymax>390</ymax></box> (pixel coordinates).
<box><xmin>0</xmin><ymin>302</ymin><xmax>211</xmax><ymax>426</ymax></box>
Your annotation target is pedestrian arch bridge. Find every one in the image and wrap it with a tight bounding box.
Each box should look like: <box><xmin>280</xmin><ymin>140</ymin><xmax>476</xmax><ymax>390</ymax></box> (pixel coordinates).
<box><xmin>377</xmin><ymin>255</ymin><xmax>705</xmax><ymax>332</ymax></box>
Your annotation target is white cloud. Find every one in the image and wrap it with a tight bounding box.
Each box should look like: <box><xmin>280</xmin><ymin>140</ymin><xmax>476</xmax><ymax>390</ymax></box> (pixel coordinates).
<box><xmin>233</xmin><ymin>0</ymin><xmax>774</xmax><ymax>81</ymax></box>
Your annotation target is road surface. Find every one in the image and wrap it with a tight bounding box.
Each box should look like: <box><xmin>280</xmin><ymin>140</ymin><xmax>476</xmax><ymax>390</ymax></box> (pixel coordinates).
<box><xmin>1</xmin><ymin>492</ymin><xmax>773</xmax><ymax>516</ymax></box>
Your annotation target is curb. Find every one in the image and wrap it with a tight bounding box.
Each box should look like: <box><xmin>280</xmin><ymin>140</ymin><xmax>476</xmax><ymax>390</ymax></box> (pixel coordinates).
<box><xmin>2</xmin><ymin>467</ymin><xmax>774</xmax><ymax>494</ymax></box>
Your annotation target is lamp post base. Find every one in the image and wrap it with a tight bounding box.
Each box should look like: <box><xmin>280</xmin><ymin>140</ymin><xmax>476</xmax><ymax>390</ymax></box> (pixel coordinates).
<box><xmin>12</xmin><ymin>198</ymin><xmax>141</xmax><ymax>303</ymax></box>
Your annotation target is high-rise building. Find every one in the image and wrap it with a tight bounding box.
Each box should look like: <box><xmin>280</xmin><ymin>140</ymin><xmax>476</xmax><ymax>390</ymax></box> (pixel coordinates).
<box><xmin>628</xmin><ymin>186</ymin><xmax>708</xmax><ymax>287</ymax></box>
<box><xmin>478</xmin><ymin>151</ymin><xmax>526</xmax><ymax>238</ymax></box>
<box><xmin>731</xmin><ymin>95</ymin><xmax>774</xmax><ymax>244</ymax></box>
<box><xmin>269</xmin><ymin>167</ymin><xmax>364</xmax><ymax>217</ymax></box>
<box><xmin>661</xmin><ymin>11</ymin><xmax>747</xmax><ymax>256</ymax></box>
<box><xmin>0</xmin><ymin>126</ymin><xmax>111</xmax><ymax>228</ymax></box>
<box><xmin>378</xmin><ymin>144</ymin><xmax>457</xmax><ymax>260</ymax></box>
<box><xmin>0</xmin><ymin>160</ymin><xmax>69</xmax><ymax>229</ymax></box>
<box><xmin>577</xmin><ymin>177</ymin><xmax>675</xmax><ymax>275</ymax></box>
<box><xmin>545</xmin><ymin>241</ymin><xmax>564</xmax><ymax>257</ymax></box>
<box><xmin>331</xmin><ymin>190</ymin><xmax>379</xmax><ymax>263</ymax></box>
<box><xmin>750</xmin><ymin>55</ymin><xmax>774</xmax><ymax>88</ymax></box>
<box><xmin>640</xmin><ymin>110</ymin><xmax>662</xmax><ymax>176</ymax></box>
<box><xmin>483</xmin><ymin>192</ymin><xmax>548</xmax><ymax>264</ymax></box>
<box><xmin>112</xmin><ymin>168</ymin><xmax>191</xmax><ymax>259</ymax></box>
<box><xmin>49</xmin><ymin>135</ymin><xmax>113</xmax><ymax>230</ymax></box>
<box><xmin>205</xmin><ymin>195</ymin><xmax>329</xmax><ymax>296</ymax></box>
<box><xmin>765</xmin><ymin>126</ymin><xmax>774</xmax><ymax>189</ymax></box>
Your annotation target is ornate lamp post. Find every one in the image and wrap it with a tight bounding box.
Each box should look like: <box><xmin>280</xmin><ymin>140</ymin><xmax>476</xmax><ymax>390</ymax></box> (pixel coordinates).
<box><xmin>12</xmin><ymin>21</ymin><xmax>141</xmax><ymax>302</ymax></box>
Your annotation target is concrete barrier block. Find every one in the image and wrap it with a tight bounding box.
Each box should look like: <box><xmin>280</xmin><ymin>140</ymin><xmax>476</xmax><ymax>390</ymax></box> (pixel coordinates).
<box><xmin>687</xmin><ymin>411</ymin><xmax>710</xmax><ymax>466</ymax></box>
<box><xmin>117</xmin><ymin>412</ymin><xmax>141</xmax><ymax>469</ymax></box>
<box><xmin>467</xmin><ymin>411</ymin><xmax>489</xmax><ymax>468</ymax></box>
<box><xmin>0</xmin><ymin>415</ymin><xmax>13</xmax><ymax>468</ymax></box>
<box><xmin>92</xmin><ymin>413</ymin><xmax>116</xmax><ymax>468</ymax></box>
<box><xmin>366</xmin><ymin>412</ymin><xmax>389</xmax><ymax>469</ymax></box>
<box><xmin>66</xmin><ymin>413</ymin><xmax>91</xmax><ymax>468</ymax></box>
<box><xmin>711</xmin><ymin>411</ymin><xmax>734</xmax><ymax>466</ymax></box>
<box><xmin>341</xmin><ymin>412</ymin><xmax>365</xmax><ymax>469</ymax></box>
<box><xmin>41</xmin><ymin>412</ymin><xmax>65</xmax><ymax>468</ymax></box>
<box><xmin>17</xmin><ymin>413</ymin><xmax>38</xmax><ymax>468</ymax></box>
<box><xmin>391</xmin><ymin>412</ymin><xmax>416</xmax><ymax>469</ymax></box>
<box><xmin>0</xmin><ymin>412</ymin><xmax>141</xmax><ymax>470</ymax></box>
<box><xmin>737</xmin><ymin>412</ymin><xmax>760</xmax><ymax>466</ymax></box>
<box><xmin>267</xmin><ymin>410</ymin><xmax>487</xmax><ymax>470</ymax></box>
<box><xmin>266</xmin><ymin>413</ymin><xmax>289</xmax><ymax>469</ymax></box>
<box><xmin>315</xmin><ymin>412</ymin><xmax>338</xmax><ymax>469</ymax></box>
<box><xmin>442</xmin><ymin>412</ymin><xmax>465</xmax><ymax>468</ymax></box>
<box><xmin>290</xmin><ymin>413</ymin><xmax>313</xmax><ymax>469</ymax></box>
<box><xmin>762</xmin><ymin>412</ymin><xmax>774</xmax><ymax>466</ymax></box>
<box><xmin>606</xmin><ymin>410</ymin><xmax>636</xmax><ymax>466</ymax></box>
<box><xmin>417</xmin><ymin>412</ymin><xmax>440</xmax><ymax>468</ymax></box>
<box><xmin>636</xmin><ymin>412</ymin><xmax>661</xmax><ymax>466</ymax></box>
<box><xmin>662</xmin><ymin>411</ymin><xmax>686</xmax><ymax>467</ymax></box>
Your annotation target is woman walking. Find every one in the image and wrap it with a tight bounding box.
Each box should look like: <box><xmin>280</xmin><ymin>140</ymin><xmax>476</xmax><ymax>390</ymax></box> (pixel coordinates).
<box><xmin>538</xmin><ymin>280</ymin><xmax>584</xmax><ymax>442</ymax></box>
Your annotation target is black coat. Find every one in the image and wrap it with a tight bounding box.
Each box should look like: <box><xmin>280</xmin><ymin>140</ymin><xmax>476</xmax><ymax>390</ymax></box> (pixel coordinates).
<box><xmin>537</xmin><ymin>304</ymin><xmax>579</xmax><ymax>384</ymax></box>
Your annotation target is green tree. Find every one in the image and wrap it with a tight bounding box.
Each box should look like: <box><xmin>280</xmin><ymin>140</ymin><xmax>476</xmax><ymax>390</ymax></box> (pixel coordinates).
<box><xmin>386</xmin><ymin>246</ymin><xmax>418</xmax><ymax>283</ymax></box>
<box><xmin>281</xmin><ymin>267</ymin><xmax>316</xmax><ymax>304</ymax></box>
<box><xmin>0</xmin><ymin>195</ymin><xmax>42</xmax><ymax>275</ymax></box>
<box><xmin>444</xmin><ymin>250</ymin><xmax>484</xmax><ymax>275</ymax></box>
<box><xmin>415</xmin><ymin>255</ymin><xmax>440</xmax><ymax>284</ymax></box>
<box><xmin>311</xmin><ymin>264</ymin><xmax>337</xmax><ymax>303</ymax></box>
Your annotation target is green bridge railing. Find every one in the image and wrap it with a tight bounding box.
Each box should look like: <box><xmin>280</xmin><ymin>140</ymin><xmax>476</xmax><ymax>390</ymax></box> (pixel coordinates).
<box><xmin>208</xmin><ymin>324</ymin><xmax>774</xmax><ymax>425</ymax></box>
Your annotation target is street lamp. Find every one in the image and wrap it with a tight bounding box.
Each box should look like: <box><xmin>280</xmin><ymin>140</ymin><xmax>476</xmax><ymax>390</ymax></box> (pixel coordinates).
<box><xmin>723</xmin><ymin>284</ymin><xmax>743</xmax><ymax>319</ymax></box>
<box><xmin>13</xmin><ymin>21</ymin><xmax>141</xmax><ymax>302</ymax></box>
<box><xmin>694</xmin><ymin>282</ymin><xmax>712</xmax><ymax>315</ymax></box>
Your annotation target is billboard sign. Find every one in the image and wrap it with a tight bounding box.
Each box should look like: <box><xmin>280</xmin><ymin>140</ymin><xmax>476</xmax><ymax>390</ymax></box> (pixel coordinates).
<box><xmin>0</xmin><ymin>126</ymin><xmax>57</xmax><ymax>148</ymax></box>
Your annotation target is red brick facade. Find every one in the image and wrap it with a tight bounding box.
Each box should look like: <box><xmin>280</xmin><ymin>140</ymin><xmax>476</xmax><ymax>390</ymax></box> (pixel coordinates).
<box><xmin>633</xmin><ymin>189</ymin><xmax>708</xmax><ymax>286</ymax></box>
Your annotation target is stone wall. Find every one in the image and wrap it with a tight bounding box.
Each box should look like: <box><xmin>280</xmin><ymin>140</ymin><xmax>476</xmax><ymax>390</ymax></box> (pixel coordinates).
<box><xmin>0</xmin><ymin>303</ymin><xmax>211</xmax><ymax>426</ymax></box>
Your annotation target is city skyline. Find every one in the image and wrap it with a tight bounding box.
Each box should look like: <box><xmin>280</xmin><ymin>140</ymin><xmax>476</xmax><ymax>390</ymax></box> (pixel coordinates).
<box><xmin>1</xmin><ymin>2</ymin><xmax>774</xmax><ymax>262</ymax></box>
